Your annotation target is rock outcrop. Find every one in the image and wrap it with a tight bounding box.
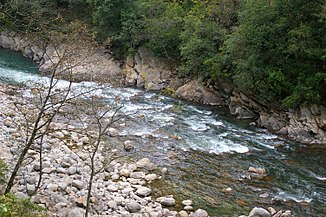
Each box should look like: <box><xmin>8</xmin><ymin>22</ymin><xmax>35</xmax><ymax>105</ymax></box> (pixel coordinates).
<box><xmin>0</xmin><ymin>31</ymin><xmax>122</xmax><ymax>83</ymax></box>
<box><xmin>122</xmin><ymin>47</ymin><xmax>174</xmax><ymax>90</ymax></box>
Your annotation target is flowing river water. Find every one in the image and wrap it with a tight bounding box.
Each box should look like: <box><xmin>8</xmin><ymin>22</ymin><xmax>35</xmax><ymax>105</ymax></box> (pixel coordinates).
<box><xmin>1</xmin><ymin>48</ymin><xmax>326</xmax><ymax>216</ymax></box>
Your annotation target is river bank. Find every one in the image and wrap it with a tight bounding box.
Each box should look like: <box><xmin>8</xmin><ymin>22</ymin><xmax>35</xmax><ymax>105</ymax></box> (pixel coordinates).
<box><xmin>0</xmin><ymin>82</ymin><xmax>296</xmax><ymax>217</ymax></box>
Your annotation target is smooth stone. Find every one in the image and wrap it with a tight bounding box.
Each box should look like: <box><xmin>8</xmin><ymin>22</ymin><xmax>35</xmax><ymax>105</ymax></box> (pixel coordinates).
<box><xmin>58</xmin><ymin>182</ymin><xmax>68</xmax><ymax>190</ymax></box>
<box><xmin>72</xmin><ymin>180</ymin><xmax>84</xmax><ymax>190</ymax></box>
<box><xmin>26</xmin><ymin>184</ymin><xmax>35</xmax><ymax>196</ymax></box>
<box><xmin>67</xmin><ymin>208</ymin><xmax>85</xmax><ymax>217</ymax></box>
<box><xmin>248</xmin><ymin>167</ymin><xmax>267</xmax><ymax>174</ymax></box>
<box><xmin>130</xmin><ymin>171</ymin><xmax>145</xmax><ymax>179</ymax></box>
<box><xmin>107</xmin><ymin>184</ymin><xmax>119</xmax><ymax>192</ymax></box>
<box><xmin>68</xmin><ymin>167</ymin><xmax>77</xmax><ymax>175</ymax></box>
<box><xmin>75</xmin><ymin>196</ymin><xmax>87</xmax><ymax>207</ymax></box>
<box><xmin>156</xmin><ymin>197</ymin><xmax>176</xmax><ymax>206</ymax></box>
<box><xmin>184</xmin><ymin>206</ymin><xmax>194</xmax><ymax>211</ymax></box>
<box><xmin>182</xmin><ymin>200</ymin><xmax>193</xmax><ymax>206</ymax></box>
<box><xmin>126</xmin><ymin>201</ymin><xmax>141</xmax><ymax>213</ymax></box>
<box><xmin>56</xmin><ymin>167</ymin><xmax>67</xmax><ymax>173</ymax></box>
<box><xmin>179</xmin><ymin>210</ymin><xmax>189</xmax><ymax>217</ymax></box>
<box><xmin>267</xmin><ymin>207</ymin><xmax>276</xmax><ymax>215</ymax></box>
<box><xmin>108</xmin><ymin>128</ymin><xmax>119</xmax><ymax>137</ymax></box>
<box><xmin>42</xmin><ymin>167</ymin><xmax>53</xmax><ymax>174</ymax></box>
<box><xmin>120</xmin><ymin>168</ymin><xmax>130</xmax><ymax>177</ymax></box>
<box><xmin>136</xmin><ymin>158</ymin><xmax>150</xmax><ymax>168</ymax></box>
<box><xmin>47</xmin><ymin>183</ymin><xmax>59</xmax><ymax>192</ymax></box>
<box><xmin>108</xmin><ymin>200</ymin><xmax>118</xmax><ymax>210</ymax></box>
<box><xmin>161</xmin><ymin>168</ymin><xmax>168</xmax><ymax>174</ymax></box>
<box><xmin>145</xmin><ymin>174</ymin><xmax>158</xmax><ymax>181</ymax></box>
<box><xmin>280</xmin><ymin>211</ymin><xmax>291</xmax><ymax>217</ymax></box>
<box><xmin>136</xmin><ymin>186</ymin><xmax>151</xmax><ymax>196</ymax></box>
<box><xmin>248</xmin><ymin>207</ymin><xmax>271</xmax><ymax>217</ymax></box>
<box><xmin>190</xmin><ymin>209</ymin><xmax>208</xmax><ymax>217</ymax></box>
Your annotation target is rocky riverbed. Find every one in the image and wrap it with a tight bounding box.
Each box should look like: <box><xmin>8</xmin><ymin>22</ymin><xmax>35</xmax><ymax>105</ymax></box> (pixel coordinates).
<box><xmin>0</xmin><ymin>83</ymin><xmax>295</xmax><ymax>217</ymax></box>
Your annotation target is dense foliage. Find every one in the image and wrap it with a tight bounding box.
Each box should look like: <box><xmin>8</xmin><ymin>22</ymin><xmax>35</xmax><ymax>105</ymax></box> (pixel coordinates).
<box><xmin>1</xmin><ymin>0</ymin><xmax>325</xmax><ymax>107</ymax></box>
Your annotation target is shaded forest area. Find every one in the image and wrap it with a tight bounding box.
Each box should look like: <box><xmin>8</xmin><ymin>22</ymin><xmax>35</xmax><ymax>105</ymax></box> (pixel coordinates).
<box><xmin>1</xmin><ymin>0</ymin><xmax>325</xmax><ymax>108</ymax></box>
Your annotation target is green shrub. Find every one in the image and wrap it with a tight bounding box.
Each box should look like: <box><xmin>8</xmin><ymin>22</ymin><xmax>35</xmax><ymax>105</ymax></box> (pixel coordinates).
<box><xmin>0</xmin><ymin>193</ymin><xmax>45</xmax><ymax>217</ymax></box>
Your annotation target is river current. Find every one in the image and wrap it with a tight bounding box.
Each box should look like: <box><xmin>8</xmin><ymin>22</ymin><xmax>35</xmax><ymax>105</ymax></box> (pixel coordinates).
<box><xmin>1</xmin><ymin>48</ymin><xmax>325</xmax><ymax>216</ymax></box>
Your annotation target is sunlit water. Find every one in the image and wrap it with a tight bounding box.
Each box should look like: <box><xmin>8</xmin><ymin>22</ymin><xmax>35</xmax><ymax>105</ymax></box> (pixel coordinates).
<box><xmin>1</xmin><ymin>48</ymin><xmax>325</xmax><ymax>216</ymax></box>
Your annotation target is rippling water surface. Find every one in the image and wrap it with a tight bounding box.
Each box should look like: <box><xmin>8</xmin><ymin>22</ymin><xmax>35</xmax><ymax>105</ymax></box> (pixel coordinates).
<box><xmin>1</xmin><ymin>48</ymin><xmax>325</xmax><ymax>216</ymax></box>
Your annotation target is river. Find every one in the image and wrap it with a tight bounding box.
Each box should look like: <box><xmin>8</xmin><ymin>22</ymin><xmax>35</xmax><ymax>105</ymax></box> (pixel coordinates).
<box><xmin>1</xmin><ymin>48</ymin><xmax>325</xmax><ymax>217</ymax></box>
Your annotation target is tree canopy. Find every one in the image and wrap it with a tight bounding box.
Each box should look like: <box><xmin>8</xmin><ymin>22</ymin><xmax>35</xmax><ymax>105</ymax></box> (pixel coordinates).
<box><xmin>1</xmin><ymin>0</ymin><xmax>325</xmax><ymax>108</ymax></box>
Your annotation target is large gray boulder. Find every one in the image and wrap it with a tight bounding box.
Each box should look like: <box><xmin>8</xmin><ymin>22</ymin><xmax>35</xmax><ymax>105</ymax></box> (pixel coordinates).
<box><xmin>174</xmin><ymin>80</ymin><xmax>225</xmax><ymax>105</ymax></box>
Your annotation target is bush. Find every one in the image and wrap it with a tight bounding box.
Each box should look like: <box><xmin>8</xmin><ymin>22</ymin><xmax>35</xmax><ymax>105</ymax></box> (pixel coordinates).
<box><xmin>0</xmin><ymin>193</ymin><xmax>45</xmax><ymax>217</ymax></box>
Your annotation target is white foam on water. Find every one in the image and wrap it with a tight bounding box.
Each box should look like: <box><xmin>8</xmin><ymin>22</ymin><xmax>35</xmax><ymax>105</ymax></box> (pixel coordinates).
<box><xmin>273</xmin><ymin>191</ymin><xmax>313</xmax><ymax>203</ymax></box>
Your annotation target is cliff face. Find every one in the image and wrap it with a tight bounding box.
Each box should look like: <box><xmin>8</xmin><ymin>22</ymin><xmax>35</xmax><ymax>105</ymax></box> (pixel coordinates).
<box><xmin>1</xmin><ymin>31</ymin><xmax>325</xmax><ymax>146</ymax></box>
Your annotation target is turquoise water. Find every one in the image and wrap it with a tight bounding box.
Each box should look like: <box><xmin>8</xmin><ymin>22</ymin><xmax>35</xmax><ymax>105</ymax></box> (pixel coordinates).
<box><xmin>1</xmin><ymin>48</ymin><xmax>325</xmax><ymax>217</ymax></box>
<box><xmin>0</xmin><ymin>48</ymin><xmax>39</xmax><ymax>83</ymax></box>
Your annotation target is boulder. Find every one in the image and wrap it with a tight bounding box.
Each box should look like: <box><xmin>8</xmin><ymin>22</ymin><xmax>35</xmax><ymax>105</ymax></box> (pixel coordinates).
<box><xmin>190</xmin><ymin>209</ymin><xmax>209</xmax><ymax>217</ymax></box>
<box><xmin>135</xmin><ymin>186</ymin><xmax>151</xmax><ymax>197</ymax></box>
<box><xmin>156</xmin><ymin>196</ymin><xmax>176</xmax><ymax>206</ymax></box>
<box><xmin>174</xmin><ymin>80</ymin><xmax>225</xmax><ymax>105</ymax></box>
<box><xmin>248</xmin><ymin>207</ymin><xmax>271</xmax><ymax>217</ymax></box>
<box><xmin>126</xmin><ymin>201</ymin><xmax>142</xmax><ymax>213</ymax></box>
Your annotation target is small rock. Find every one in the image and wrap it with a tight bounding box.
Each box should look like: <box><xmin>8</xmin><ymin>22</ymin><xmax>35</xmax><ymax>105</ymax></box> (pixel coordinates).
<box><xmin>107</xmin><ymin>184</ymin><xmax>119</xmax><ymax>192</ymax></box>
<box><xmin>108</xmin><ymin>128</ymin><xmax>119</xmax><ymax>137</ymax></box>
<box><xmin>184</xmin><ymin>206</ymin><xmax>194</xmax><ymax>211</ymax></box>
<box><xmin>190</xmin><ymin>209</ymin><xmax>208</xmax><ymax>217</ymax></box>
<box><xmin>182</xmin><ymin>200</ymin><xmax>193</xmax><ymax>206</ymax></box>
<box><xmin>179</xmin><ymin>210</ymin><xmax>189</xmax><ymax>217</ymax></box>
<box><xmin>67</xmin><ymin>207</ymin><xmax>85</xmax><ymax>217</ymax></box>
<box><xmin>135</xmin><ymin>186</ymin><xmax>151</xmax><ymax>196</ymax></box>
<box><xmin>108</xmin><ymin>200</ymin><xmax>118</xmax><ymax>210</ymax></box>
<box><xmin>68</xmin><ymin>167</ymin><xmax>77</xmax><ymax>175</ymax></box>
<box><xmin>75</xmin><ymin>196</ymin><xmax>87</xmax><ymax>207</ymax></box>
<box><xmin>47</xmin><ymin>183</ymin><xmax>59</xmax><ymax>192</ymax></box>
<box><xmin>126</xmin><ymin>201</ymin><xmax>142</xmax><ymax>213</ymax></box>
<box><xmin>72</xmin><ymin>180</ymin><xmax>84</xmax><ymax>190</ymax></box>
<box><xmin>248</xmin><ymin>207</ymin><xmax>271</xmax><ymax>217</ymax></box>
<box><xmin>124</xmin><ymin>140</ymin><xmax>134</xmax><ymax>151</ymax></box>
<box><xmin>156</xmin><ymin>196</ymin><xmax>176</xmax><ymax>206</ymax></box>
<box><xmin>161</xmin><ymin>167</ymin><xmax>168</xmax><ymax>174</ymax></box>
<box><xmin>111</xmin><ymin>174</ymin><xmax>120</xmax><ymax>180</ymax></box>
<box><xmin>268</xmin><ymin>207</ymin><xmax>276</xmax><ymax>215</ymax></box>
<box><xmin>56</xmin><ymin>167</ymin><xmax>67</xmax><ymax>174</ymax></box>
<box><xmin>248</xmin><ymin>167</ymin><xmax>267</xmax><ymax>174</ymax></box>
<box><xmin>58</xmin><ymin>182</ymin><xmax>68</xmax><ymax>191</ymax></box>
<box><xmin>145</xmin><ymin>174</ymin><xmax>158</xmax><ymax>181</ymax></box>
<box><xmin>120</xmin><ymin>168</ymin><xmax>130</xmax><ymax>177</ymax></box>
<box><xmin>222</xmin><ymin>187</ymin><xmax>233</xmax><ymax>193</ymax></box>
<box><xmin>273</xmin><ymin>210</ymin><xmax>283</xmax><ymax>217</ymax></box>
<box><xmin>26</xmin><ymin>184</ymin><xmax>35</xmax><ymax>196</ymax></box>
<box><xmin>15</xmin><ymin>192</ymin><xmax>28</xmax><ymax>199</ymax></box>
<box><xmin>42</xmin><ymin>167</ymin><xmax>53</xmax><ymax>174</ymax></box>
<box><xmin>136</xmin><ymin>158</ymin><xmax>150</xmax><ymax>168</ymax></box>
<box><xmin>130</xmin><ymin>171</ymin><xmax>145</xmax><ymax>179</ymax></box>
<box><xmin>280</xmin><ymin>210</ymin><xmax>291</xmax><ymax>217</ymax></box>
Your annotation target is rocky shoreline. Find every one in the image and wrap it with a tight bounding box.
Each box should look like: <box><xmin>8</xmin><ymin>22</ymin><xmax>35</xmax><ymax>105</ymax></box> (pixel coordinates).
<box><xmin>0</xmin><ymin>28</ymin><xmax>304</xmax><ymax>217</ymax></box>
<box><xmin>0</xmin><ymin>84</ymin><xmax>293</xmax><ymax>217</ymax></box>
<box><xmin>1</xmin><ymin>30</ymin><xmax>324</xmax><ymax>146</ymax></box>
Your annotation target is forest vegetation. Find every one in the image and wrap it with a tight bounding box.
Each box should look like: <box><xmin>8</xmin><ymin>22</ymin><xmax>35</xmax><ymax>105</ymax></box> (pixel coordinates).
<box><xmin>1</xmin><ymin>0</ymin><xmax>325</xmax><ymax>108</ymax></box>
